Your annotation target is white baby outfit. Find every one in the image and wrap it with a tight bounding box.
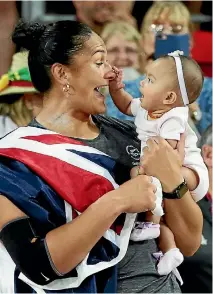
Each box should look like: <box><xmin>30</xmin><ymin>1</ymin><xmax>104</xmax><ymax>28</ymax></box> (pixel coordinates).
<box><xmin>131</xmin><ymin>99</ymin><xmax>209</xmax><ymax>203</ymax></box>
<box><xmin>129</xmin><ymin>99</ymin><xmax>209</xmax><ymax>282</ymax></box>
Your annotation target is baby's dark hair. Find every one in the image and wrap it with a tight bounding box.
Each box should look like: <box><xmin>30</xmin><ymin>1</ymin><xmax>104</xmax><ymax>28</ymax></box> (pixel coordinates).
<box><xmin>160</xmin><ymin>55</ymin><xmax>204</xmax><ymax>104</ymax></box>
<box><xmin>12</xmin><ymin>20</ymin><xmax>93</xmax><ymax>93</ymax></box>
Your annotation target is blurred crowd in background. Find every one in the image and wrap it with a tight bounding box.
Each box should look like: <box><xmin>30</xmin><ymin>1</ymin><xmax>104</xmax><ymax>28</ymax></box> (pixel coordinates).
<box><xmin>0</xmin><ymin>1</ymin><xmax>212</xmax><ymax>293</ymax></box>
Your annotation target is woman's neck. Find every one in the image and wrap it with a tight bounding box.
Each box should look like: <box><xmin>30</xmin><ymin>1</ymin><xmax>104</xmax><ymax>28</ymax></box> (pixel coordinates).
<box><xmin>36</xmin><ymin>95</ymin><xmax>100</xmax><ymax>139</ymax></box>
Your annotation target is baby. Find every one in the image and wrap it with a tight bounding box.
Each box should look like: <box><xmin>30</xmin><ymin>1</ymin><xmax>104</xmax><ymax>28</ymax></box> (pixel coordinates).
<box><xmin>108</xmin><ymin>51</ymin><xmax>209</xmax><ymax>277</ymax></box>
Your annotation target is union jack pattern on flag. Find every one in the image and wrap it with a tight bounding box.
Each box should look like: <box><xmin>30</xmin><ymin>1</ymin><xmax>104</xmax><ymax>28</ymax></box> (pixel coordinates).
<box><xmin>0</xmin><ymin>126</ymin><xmax>136</xmax><ymax>293</ymax></box>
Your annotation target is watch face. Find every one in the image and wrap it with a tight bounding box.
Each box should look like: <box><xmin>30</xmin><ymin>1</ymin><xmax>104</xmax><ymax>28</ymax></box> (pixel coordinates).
<box><xmin>163</xmin><ymin>180</ymin><xmax>188</xmax><ymax>199</ymax></box>
<box><xmin>176</xmin><ymin>190</ymin><xmax>181</xmax><ymax>199</ymax></box>
<box><xmin>179</xmin><ymin>183</ymin><xmax>189</xmax><ymax>198</ymax></box>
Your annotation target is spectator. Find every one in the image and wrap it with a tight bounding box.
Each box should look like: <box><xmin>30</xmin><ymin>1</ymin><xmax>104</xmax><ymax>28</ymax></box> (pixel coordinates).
<box><xmin>101</xmin><ymin>21</ymin><xmax>141</xmax><ymax>79</ymax></box>
<box><xmin>179</xmin><ymin>125</ymin><xmax>212</xmax><ymax>293</ymax></box>
<box><xmin>101</xmin><ymin>22</ymin><xmax>143</xmax><ymax>120</ymax></box>
<box><xmin>0</xmin><ymin>1</ymin><xmax>18</xmax><ymax>76</ymax></box>
<box><xmin>140</xmin><ymin>1</ymin><xmax>193</xmax><ymax>70</ymax></box>
<box><xmin>196</xmin><ymin>77</ymin><xmax>212</xmax><ymax>134</ymax></box>
<box><xmin>73</xmin><ymin>1</ymin><xmax>136</xmax><ymax>35</ymax></box>
<box><xmin>0</xmin><ymin>51</ymin><xmax>43</xmax><ymax>137</ymax></box>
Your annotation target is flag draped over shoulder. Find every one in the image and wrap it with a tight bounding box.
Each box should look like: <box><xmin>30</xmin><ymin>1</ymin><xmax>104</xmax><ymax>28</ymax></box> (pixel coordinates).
<box><xmin>0</xmin><ymin>126</ymin><xmax>136</xmax><ymax>292</ymax></box>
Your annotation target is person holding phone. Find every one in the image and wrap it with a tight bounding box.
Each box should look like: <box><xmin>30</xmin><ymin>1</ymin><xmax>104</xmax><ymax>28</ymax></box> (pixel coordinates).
<box><xmin>140</xmin><ymin>1</ymin><xmax>192</xmax><ymax>69</ymax></box>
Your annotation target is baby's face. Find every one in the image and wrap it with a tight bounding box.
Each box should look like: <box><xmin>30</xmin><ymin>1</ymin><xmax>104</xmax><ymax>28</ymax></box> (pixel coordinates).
<box><xmin>140</xmin><ymin>59</ymin><xmax>175</xmax><ymax>111</ymax></box>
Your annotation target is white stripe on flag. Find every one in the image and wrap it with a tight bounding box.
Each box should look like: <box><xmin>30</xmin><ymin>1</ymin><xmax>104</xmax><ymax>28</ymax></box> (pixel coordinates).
<box><xmin>0</xmin><ymin>134</ymin><xmax>118</xmax><ymax>190</ymax></box>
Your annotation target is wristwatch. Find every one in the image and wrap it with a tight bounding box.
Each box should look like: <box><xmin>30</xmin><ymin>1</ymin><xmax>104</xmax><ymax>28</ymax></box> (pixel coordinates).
<box><xmin>163</xmin><ymin>179</ymin><xmax>189</xmax><ymax>199</ymax></box>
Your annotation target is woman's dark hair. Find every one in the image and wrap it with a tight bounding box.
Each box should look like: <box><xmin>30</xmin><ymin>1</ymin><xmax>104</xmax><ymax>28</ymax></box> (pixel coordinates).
<box><xmin>12</xmin><ymin>20</ymin><xmax>93</xmax><ymax>93</ymax></box>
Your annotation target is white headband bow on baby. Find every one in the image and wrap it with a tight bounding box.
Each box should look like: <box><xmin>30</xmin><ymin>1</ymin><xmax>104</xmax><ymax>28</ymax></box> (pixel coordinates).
<box><xmin>168</xmin><ymin>50</ymin><xmax>189</xmax><ymax>106</ymax></box>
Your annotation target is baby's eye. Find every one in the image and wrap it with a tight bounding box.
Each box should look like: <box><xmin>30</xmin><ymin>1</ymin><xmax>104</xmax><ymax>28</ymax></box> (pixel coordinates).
<box><xmin>148</xmin><ymin>77</ymin><xmax>153</xmax><ymax>83</ymax></box>
<box><xmin>96</xmin><ymin>62</ymin><xmax>104</xmax><ymax>67</ymax></box>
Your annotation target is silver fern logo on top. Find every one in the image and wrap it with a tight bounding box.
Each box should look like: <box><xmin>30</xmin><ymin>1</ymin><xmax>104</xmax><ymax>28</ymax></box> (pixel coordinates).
<box><xmin>126</xmin><ymin>145</ymin><xmax>140</xmax><ymax>161</ymax></box>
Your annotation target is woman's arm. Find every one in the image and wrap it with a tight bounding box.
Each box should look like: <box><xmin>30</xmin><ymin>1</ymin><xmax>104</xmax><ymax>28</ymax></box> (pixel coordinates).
<box><xmin>0</xmin><ymin>174</ymin><xmax>156</xmax><ymax>277</ymax></box>
<box><xmin>141</xmin><ymin>136</ymin><xmax>203</xmax><ymax>256</ymax></box>
<box><xmin>163</xmin><ymin>192</ymin><xmax>202</xmax><ymax>256</ymax></box>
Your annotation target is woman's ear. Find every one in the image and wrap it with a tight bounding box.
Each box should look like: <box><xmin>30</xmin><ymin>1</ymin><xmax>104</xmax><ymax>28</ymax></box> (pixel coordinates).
<box><xmin>51</xmin><ymin>63</ymin><xmax>70</xmax><ymax>86</ymax></box>
<box><xmin>163</xmin><ymin>91</ymin><xmax>177</xmax><ymax>105</ymax></box>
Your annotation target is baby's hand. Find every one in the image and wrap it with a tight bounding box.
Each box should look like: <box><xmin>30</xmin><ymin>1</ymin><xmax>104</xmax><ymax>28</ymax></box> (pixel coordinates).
<box><xmin>109</xmin><ymin>66</ymin><xmax>125</xmax><ymax>93</ymax></box>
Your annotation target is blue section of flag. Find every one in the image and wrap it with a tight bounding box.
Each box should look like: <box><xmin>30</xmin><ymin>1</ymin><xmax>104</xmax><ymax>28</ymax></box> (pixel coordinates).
<box><xmin>0</xmin><ymin>127</ymin><xmax>135</xmax><ymax>293</ymax></box>
<box><xmin>68</xmin><ymin>149</ymin><xmax>116</xmax><ymax>176</ymax></box>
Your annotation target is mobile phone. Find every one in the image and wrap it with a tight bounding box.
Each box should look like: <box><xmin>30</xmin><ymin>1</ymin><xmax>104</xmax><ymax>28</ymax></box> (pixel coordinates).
<box><xmin>154</xmin><ymin>34</ymin><xmax>190</xmax><ymax>59</ymax></box>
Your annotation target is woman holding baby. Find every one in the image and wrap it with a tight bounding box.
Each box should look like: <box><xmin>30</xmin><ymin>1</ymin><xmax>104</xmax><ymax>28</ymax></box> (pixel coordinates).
<box><xmin>0</xmin><ymin>20</ymin><xmax>203</xmax><ymax>293</ymax></box>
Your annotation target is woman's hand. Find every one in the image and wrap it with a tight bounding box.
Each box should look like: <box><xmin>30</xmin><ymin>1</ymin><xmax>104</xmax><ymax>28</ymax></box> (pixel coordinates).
<box><xmin>141</xmin><ymin>135</ymin><xmax>185</xmax><ymax>192</ymax></box>
<box><xmin>113</xmin><ymin>175</ymin><xmax>157</xmax><ymax>213</ymax></box>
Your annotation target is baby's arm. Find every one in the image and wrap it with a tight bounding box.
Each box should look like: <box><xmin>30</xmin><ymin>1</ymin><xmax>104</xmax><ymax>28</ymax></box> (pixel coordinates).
<box><xmin>159</xmin><ymin>112</ymin><xmax>199</xmax><ymax>193</ymax></box>
<box><xmin>109</xmin><ymin>66</ymin><xmax>134</xmax><ymax>116</ymax></box>
<box><xmin>166</xmin><ymin>139</ymin><xmax>198</xmax><ymax>191</ymax></box>
<box><xmin>181</xmin><ymin>166</ymin><xmax>199</xmax><ymax>192</ymax></box>
<box><xmin>167</xmin><ymin>137</ymin><xmax>209</xmax><ymax>201</ymax></box>
<box><xmin>183</xmin><ymin>124</ymin><xmax>209</xmax><ymax>201</ymax></box>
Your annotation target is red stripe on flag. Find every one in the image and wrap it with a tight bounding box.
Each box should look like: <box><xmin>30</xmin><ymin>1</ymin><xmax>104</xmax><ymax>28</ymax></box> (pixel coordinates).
<box><xmin>0</xmin><ymin>148</ymin><xmax>114</xmax><ymax>212</ymax></box>
<box><xmin>110</xmin><ymin>224</ymin><xmax>123</xmax><ymax>235</ymax></box>
<box><xmin>23</xmin><ymin>134</ymin><xmax>86</xmax><ymax>145</ymax></box>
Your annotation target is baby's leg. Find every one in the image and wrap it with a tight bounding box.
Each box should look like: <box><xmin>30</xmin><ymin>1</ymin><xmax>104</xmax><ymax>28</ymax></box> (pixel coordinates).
<box><xmin>157</xmin><ymin>222</ymin><xmax>184</xmax><ymax>275</ymax></box>
<box><xmin>130</xmin><ymin>212</ymin><xmax>161</xmax><ymax>241</ymax></box>
<box><xmin>158</xmin><ymin>221</ymin><xmax>177</xmax><ymax>253</ymax></box>
<box><xmin>146</xmin><ymin>212</ymin><xmax>160</xmax><ymax>224</ymax></box>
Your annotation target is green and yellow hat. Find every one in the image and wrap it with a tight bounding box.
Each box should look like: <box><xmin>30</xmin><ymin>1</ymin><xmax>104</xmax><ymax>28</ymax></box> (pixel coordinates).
<box><xmin>0</xmin><ymin>51</ymin><xmax>37</xmax><ymax>97</ymax></box>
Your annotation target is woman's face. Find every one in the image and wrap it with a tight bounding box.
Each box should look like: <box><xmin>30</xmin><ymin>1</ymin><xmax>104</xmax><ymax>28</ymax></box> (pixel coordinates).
<box><xmin>106</xmin><ymin>33</ymin><xmax>139</xmax><ymax>70</ymax></box>
<box><xmin>66</xmin><ymin>32</ymin><xmax>112</xmax><ymax>115</ymax></box>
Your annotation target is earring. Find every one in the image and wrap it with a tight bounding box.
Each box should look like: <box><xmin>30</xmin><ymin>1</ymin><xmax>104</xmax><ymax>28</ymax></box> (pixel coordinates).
<box><xmin>63</xmin><ymin>83</ymin><xmax>70</xmax><ymax>92</ymax></box>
